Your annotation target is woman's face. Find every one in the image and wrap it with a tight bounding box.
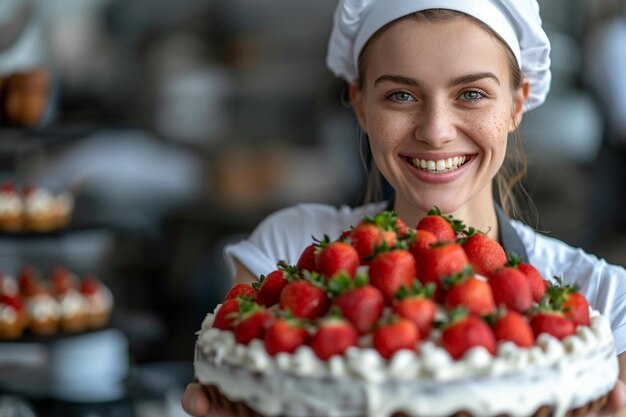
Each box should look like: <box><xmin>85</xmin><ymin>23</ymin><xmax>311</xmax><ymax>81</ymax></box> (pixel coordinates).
<box><xmin>350</xmin><ymin>15</ymin><xmax>528</xmax><ymax>217</ymax></box>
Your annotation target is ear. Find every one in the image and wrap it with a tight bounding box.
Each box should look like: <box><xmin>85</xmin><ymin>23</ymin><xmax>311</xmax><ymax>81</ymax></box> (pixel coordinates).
<box><xmin>349</xmin><ymin>81</ymin><xmax>368</xmax><ymax>133</ymax></box>
<box><xmin>509</xmin><ymin>77</ymin><xmax>530</xmax><ymax>132</ymax></box>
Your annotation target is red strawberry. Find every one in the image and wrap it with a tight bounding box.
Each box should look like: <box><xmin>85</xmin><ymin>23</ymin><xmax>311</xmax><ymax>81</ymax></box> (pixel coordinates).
<box><xmin>296</xmin><ymin>243</ymin><xmax>318</xmax><ymax>272</ymax></box>
<box><xmin>395</xmin><ymin>217</ymin><xmax>408</xmax><ymax>237</ymax></box>
<box><xmin>315</xmin><ymin>240</ymin><xmax>359</xmax><ymax>279</ymax></box>
<box><xmin>50</xmin><ymin>266</ymin><xmax>77</xmax><ymax>295</ymax></box>
<box><xmin>80</xmin><ymin>275</ymin><xmax>101</xmax><ymax>295</ymax></box>
<box><xmin>233</xmin><ymin>303</ymin><xmax>274</xmax><ymax>345</ymax></box>
<box><xmin>529</xmin><ymin>311</ymin><xmax>575</xmax><ymax>340</ymax></box>
<box><xmin>369</xmin><ymin>248</ymin><xmax>418</xmax><ymax>303</ymax></box>
<box><xmin>264</xmin><ymin>317</ymin><xmax>310</xmax><ymax>355</ymax></box>
<box><xmin>562</xmin><ymin>292</ymin><xmax>590</xmax><ymax>327</ymax></box>
<box><xmin>392</xmin><ymin>282</ymin><xmax>437</xmax><ymax>338</ymax></box>
<box><xmin>487</xmin><ymin>266</ymin><xmax>533</xmax><ymax>313</ymax></box>
<box><xmin>408</xmin><ymin>229</ymin><xmax>438</xmax><ymax>265</ymax></box>
<box><xmin>18</xmin><ymin>266</ymin><xmax>41</xmax><ymax>296</ymax></box>
<box><xmin>373</xmin><ymin>317</ymin><xmax>420</xmax><ymax>359</ymax></box>
<box><xmin>506</xmin><ymin>255</ymin><xmax>547</xmax><ymax>303</ymax></box>
<box><xmin>516</xmin><ymin>263</ymin><xmax>547</xmax><ymax>303</ymax></box>
<box><xmin>545</xmin><ymin>278</ymin><xmax>590</xmax><ymax>327</ymax></box>
<box><xmin>310</xmin><ymin>312</ymin><xmax>358</xmax><ymax>360</ymax></box>
<box><xmin>330</xmin><ymin>275</ymin><xmax>385</xmax><ymax>334</ymax></box>
<box><xmin>461</xmin><ymin>231</ymin><xmax>507</xmax><ymax>276</ymax></box>
<box><xmin>441</xmin><ymin>311</ymin><xmax>496</xmax><ymax>359</ymax></box>
<box><xmin>350</xmin><ymin>211</ymin><xmax>399</xmax><ymax>263</ymax></box>
<box><xmin>418</xmin><ymin>242</ymin><xmax>469</xmax><ymax>301</ymax></box>
<box><xmin>212</xmin><ymin>298</ymin><xmax>240</xmax><ymax>330</ymax></box>
<box><xmin>416</xmin><ymin>207</ymin><xmax>463</xmax><ymax>242</ymax></box>
<box><xmin>492</xmin><ymin>309</ymin><xmax>534</xmax><ymax>348</ymax></box>
<box><xmin>224</xmin><ymin>283</ymin><xmax>256</xmax><ymax>301</ymax></box>
<box><xmin>280</xmin><ymin>279</ymin><xmax>329</xmax><ymax>320</ymax></box>
<box><xmin>254</xmin><ymin>264</ymin><xmax>295</xmax><ymax>307</ymax></box>
<box><xmin>0</xmin><ymin>293</ymin><xmax>23</xmax><ymax>311</ymax></box>
<box><xmin>443</xmin><ymin>268</ymin><xmax>495</xmax><ymax>316</ymax></box>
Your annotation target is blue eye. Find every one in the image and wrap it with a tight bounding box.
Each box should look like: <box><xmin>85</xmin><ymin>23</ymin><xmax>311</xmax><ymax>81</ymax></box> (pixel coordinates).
<box><xmin>388</xmin><ymin>91</ymin><xmax>415</xmax><ymax>103</ymax></box>
<box><xmin>461</xmin><ymin>90</ymin><xmax>486</xmax><ymax>102</ymax></box>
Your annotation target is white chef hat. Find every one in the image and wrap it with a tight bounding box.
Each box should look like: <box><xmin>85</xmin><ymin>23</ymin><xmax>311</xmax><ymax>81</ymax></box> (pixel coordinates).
<box><xmin>326</xmin><ymin>0</ymin><xmax>551</xmax><ymax>112</ymax></box>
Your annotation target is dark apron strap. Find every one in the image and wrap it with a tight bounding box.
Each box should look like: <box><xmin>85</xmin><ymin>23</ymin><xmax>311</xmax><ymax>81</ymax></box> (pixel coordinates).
<box><xmin>495</xmin><ymin>204</ymin><xmax>529</xmax><ymax>263</ymax></box>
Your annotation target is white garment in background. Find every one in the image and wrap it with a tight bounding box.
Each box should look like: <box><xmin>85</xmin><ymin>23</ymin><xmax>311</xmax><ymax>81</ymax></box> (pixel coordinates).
<box><xmin>224</xmin><ymin>202</ymin><xmax>626</xmax><ymax>354</ymax></box>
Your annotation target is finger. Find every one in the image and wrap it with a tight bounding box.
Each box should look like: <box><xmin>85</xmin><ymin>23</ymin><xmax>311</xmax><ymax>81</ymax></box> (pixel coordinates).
<box><xmin>181</xmin><ymin>382</ymin><xmax>211</xmax><ymax>417</ymax></box>
<box><xmin>593</xmin><ymin>381</ymin><xmax>626</xmax><ymax>416</ymax></box>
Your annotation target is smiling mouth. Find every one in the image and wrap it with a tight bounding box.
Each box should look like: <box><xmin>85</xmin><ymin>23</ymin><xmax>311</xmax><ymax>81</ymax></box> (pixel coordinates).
<box><xmin>407</xmin><ymin>155</ymin><xmax>469</xmax><ymax>173</ymax></box>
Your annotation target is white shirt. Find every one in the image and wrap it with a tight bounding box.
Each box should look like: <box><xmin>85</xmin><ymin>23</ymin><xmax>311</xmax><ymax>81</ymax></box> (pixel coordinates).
<box><xmin>224</xmin><ymin>202</ymin><xmax>626</xmax><ymax>354</ymax></box>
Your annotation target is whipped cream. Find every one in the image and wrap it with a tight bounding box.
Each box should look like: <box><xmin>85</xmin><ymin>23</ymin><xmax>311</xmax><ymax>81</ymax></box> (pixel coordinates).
<box><xmin>195</xmin><ymin>306</ymin><xmax>618</xmax><ymax>417</ymax></box>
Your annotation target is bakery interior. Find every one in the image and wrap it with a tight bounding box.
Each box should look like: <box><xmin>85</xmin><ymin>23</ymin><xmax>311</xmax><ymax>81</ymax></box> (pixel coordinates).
<box><xmin>1</xmin><ymin>0</ymin><xmax>625</xmax><ymax>416</ymax></box>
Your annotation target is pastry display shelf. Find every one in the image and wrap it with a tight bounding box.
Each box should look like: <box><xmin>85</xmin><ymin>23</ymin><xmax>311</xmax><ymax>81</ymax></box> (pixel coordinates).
<box><xmin>0</xmin><ymin>327</ymin><xmax>130</xmax><ymax>403</ymax></box>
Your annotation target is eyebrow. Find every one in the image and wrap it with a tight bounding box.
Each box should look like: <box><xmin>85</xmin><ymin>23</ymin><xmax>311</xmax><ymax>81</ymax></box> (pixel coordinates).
<box><xmin>373</xmin><ymin>72</ymin><xmax>501</xmax><ymax>87</ymax></box>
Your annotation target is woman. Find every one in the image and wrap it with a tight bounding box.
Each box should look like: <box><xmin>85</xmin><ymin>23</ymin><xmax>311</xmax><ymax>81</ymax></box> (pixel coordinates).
<box><xmin>183</xmin><ymin>0</ymin><xmax>626</xmax><ymax>415</ymax></box>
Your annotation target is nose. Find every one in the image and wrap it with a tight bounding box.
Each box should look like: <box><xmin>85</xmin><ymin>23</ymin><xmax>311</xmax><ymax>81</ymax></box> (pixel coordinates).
<box><xmin>415</xmin><ymin>98</ymin><xmax>456</xmax><ymax>147</ymax></box>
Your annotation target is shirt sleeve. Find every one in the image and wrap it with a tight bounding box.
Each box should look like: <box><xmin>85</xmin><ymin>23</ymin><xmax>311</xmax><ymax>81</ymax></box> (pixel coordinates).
<box><xmin>223</xmin><ymin>202</ymin><xmax>387</xmax><ymax>282</ymax></box>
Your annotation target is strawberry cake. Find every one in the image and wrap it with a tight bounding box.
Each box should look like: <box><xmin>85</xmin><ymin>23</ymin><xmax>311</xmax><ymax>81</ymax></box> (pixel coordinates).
<box><xmin>193</xmin><ymin>210</ymin><xmax>619</xmax><ymax>417</ymax></box>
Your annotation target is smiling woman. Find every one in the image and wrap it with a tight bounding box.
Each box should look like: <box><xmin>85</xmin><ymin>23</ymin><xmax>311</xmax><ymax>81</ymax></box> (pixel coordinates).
<box><xmin>182</xmin><ymin>1</ymin><xmax>626</xmax><ymax>416</ymax></box>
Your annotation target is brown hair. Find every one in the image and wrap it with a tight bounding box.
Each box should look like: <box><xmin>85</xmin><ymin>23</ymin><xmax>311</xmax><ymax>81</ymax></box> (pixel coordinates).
<box><xmin>355</xmin><ymin>9</ymin><xmax>529</xmax><ymax>220</ymax></box>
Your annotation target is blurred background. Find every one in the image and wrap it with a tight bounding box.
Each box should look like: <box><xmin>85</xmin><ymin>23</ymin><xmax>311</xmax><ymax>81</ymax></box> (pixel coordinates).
<box><xmin>0</xmin><ymin>0</ymin><xmax>625</xmax><ymax>416</ymax></box>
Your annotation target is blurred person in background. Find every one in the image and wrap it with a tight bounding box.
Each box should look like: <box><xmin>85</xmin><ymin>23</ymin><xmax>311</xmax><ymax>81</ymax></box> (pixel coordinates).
<box><xmin>182</xmin><ymin>0</ymin><xmax>626</xmax><ymax>415</ymax></box>
<box><xmin>580</xmin><ymin>0</ymin><xmax>626</xmax><ymax>258</ymax></box>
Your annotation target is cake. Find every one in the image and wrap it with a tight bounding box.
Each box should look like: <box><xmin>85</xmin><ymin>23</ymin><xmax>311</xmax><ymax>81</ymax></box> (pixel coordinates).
<box><xmin>23</xmin><ymin>185</ymin><xmax>74</xmax><ymax>232</ymax></box>
<box><xmin>193</xmin><ymin>210</ymin><xmax>619</xmax><ymax>417</ymax></box>
<box><xmin>0</xmin><ymin>181</ymin><xmax>25</xmax><ymax>232</ymax></box>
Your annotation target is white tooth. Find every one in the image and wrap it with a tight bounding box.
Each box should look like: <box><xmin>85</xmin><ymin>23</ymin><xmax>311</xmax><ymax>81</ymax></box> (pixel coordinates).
<box><xmin>420</xmin><ymin>159</ymin><xmax>427</xmax><ymax>169</ymax></box>
<box><xmin>446</xmin><ymin>158</ymin><xmax>453</xmax><ymax>169</ymax></box>
<box><xmin>411</xmin><ymin>158</ymin><xmax>418</xmax><ymax>168</ymax></box>
<box><xmin>460</xmin><ymin>156</ymin><xmax>466</xmax><ymax>164</ymax></box>
<box><xmin>427</xmin><ymin>160</ymin><xmax>436</xmax><ymax>171</ymax></box>
<box><xmin>453</xmin><ymin>156</ymin><xmax>459</xmax><ymax>166</ymax></box>
<box><xmin>436</xmin><ymin>160</ymin><xmax>446</xmax><ymax>171</ymax></box>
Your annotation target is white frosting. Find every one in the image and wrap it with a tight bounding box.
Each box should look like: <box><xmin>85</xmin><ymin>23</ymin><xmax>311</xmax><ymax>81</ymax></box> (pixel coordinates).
<box><xmin>84</xmin><ymin>285</ymin><xmax>114</xmax><ymax>315</ymax></box>
<box><xmin>25</xmin><ymin>188</ymin><xmax>55</xmax><ymax>216</ymax></box>
<box><xmin>0</xmin><ymin>192</ymin><xmax>23</xmax><ymax>215</ymax></box>
<box><xmin>195</xmin><ymin>309</ymin><xmax>618</xmax><ymax>417</ymax></box>
<box><xmin>58</xmin><ymin>289</ymin><xmax>88</xmax><ymax>318</ymax></box>
<box><xmin>0</xmin><ymin>304</ymin><xmax>18</xmax><ymax>323</ymax></box>
<box><xmin>26</xmin><ymin>294</ymin><xmax>61</xmax><ymax>321</ymax></box>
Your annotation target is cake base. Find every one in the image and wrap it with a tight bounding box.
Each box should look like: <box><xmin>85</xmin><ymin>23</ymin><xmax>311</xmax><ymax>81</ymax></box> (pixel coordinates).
<box><xmin>202</xmin><ymin>384</ymin><xmax>609</xmax><ymax>417</ymax></box>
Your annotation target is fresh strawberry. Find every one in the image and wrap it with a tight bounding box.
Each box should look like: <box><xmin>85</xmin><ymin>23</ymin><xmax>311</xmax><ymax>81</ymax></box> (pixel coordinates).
<box><xmin>18</xmin><ymin>266</ymin><xmax>41</xmax><ymax>296</ymax></box>
<box><xmin>224</xmin><ymin>283</ymin><xmax>256</xmax><ymax>301</ymax></box>
<box><xmin>491</xmin><ymin>309</ymin><xmax>534</xmax><ymax>348</ymax></box>
<box><xmin>562</xmin><ymin>292</ymin><xmax>590</xmax><ymax>327</ymax></box>
<box><xmin>441</xmin><ymin>310</ymin><xmax>496</xmax><ymax>359</ymax></box>
<box><xmin>264</xmin><ymin>316</ymin><xmax>310</xmax><ymax>355</ymax></box>
<box><xmin>310</xmin><ymin>310</ymin><xmax>358</xmax><ymax>360</ymax></box>
<box><xmin>212</xmin><ymin>298</ymin><xmax>240</xmax><ymax>330</ymax></box>
<box><xmin>505</xmin><ymin>255</ymin><xmax>547</xmax><ymax>303</ymax></box>
<box><xmin>545</xmin><ymin>278</ymin><xmax>590</xmax><ymax>327</ymax></box>
<box><xmin>487</xmin><ymin>266</ymin><xmax>533</xmax><ymax>313</ymax></box>
<box><xmin>443</xmin><ymin>268</ymin><xmax>495</xmax><ymax>316</ymax></box>
<box><xmin>417</xmin><ymin>241</ymin><xmax>469</xmax><ymax>301</ymax></box>
<box><xmin>395</xmin><ymin>217</ymin><xmax>408</xmax><ymax>237</ymax></box>
<box><xmin>529</xmin><ymin>310</ymin><xmax>575</xmax><ymax>340</ymax></box>
<box><xmin>416</xmin><ymin>207</ymin><xmax>463</xmax><ymax>242</ymax></box>
<box><xmin>373</xmin><ymin>317</ymin><xmax>420</xmax><ymax>359</ymax></box>
<box><xmin>460</xmin><ymin>230</ymin><xmax>507</xmax><ymax>276</ymax></box>
<box><xmin>369</xmin><ymin>248</ymin><xmax>418</xmax><ymax>303</ymax></box>
<box><xmin>233</xmin><ymin>302</ymin><xmax>274</xmax><ymax>345</ymax></box>
<box><xmin>296</xmin><ymin>243</ymin><xmax>318</xmax><ymax>272</ymax></box>
<box><xmin>315</xmin><ymin>240</ymin><xmax>359</xmax><ymax>279</ymax></box>
<box><xmin>80</xmin><ymin>274</ymin><xmax>101</xmax><ymax>295</ymax></box>
<box><xmin>0</xmin><ymin>293</ymin><xmax>23</xmax><ymax>311</ymax></box>
<box><xmin>253</xmin><ymin>263</ymin><xmax>296</xmax><ymax>307</ymax></box>
<box><xmin>408</xmin><ymin>229</ymin><xmax>438</xmax><ymax>265</ymax></box>
<box><xmin>350</xmin><ymin>211</ymin><xmax>399</xmax><ymax>263</ymax></box>
<box><xmin>0</xmin><ymin>181</ymin><xmax>17</xmax><ymax>193</ymax></box>
<box><xmin>50</xmin><ymin>266</ymin><xmax>76</xmax><ymax>295</ymax></box>
<box><xmin>279</xmin><ymin>278</ymin><xmax>329</xmax><ymax>320</ymax></box>
<box><xmin>392</xmin><ymin>282</ymin><xmax>437</xmax><ymax>338</ymax></box>
<box><xmin>329</xmin><ymin>274</ymin><xmax>385</xmax><ymax>334</ymax></box>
